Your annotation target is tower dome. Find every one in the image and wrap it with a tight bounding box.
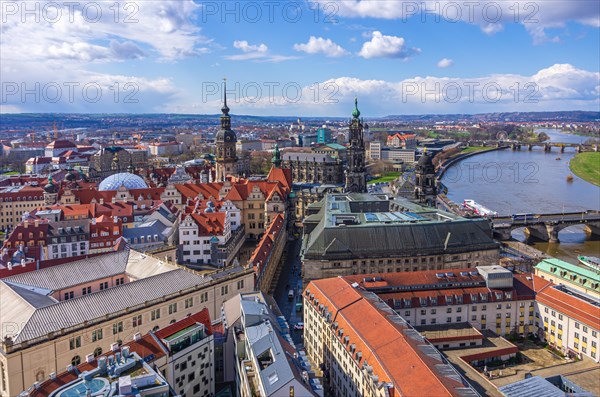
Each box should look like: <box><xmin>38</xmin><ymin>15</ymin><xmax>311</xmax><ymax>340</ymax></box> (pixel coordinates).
<box><xmin>44</xmin><ymin>175</ymin><xmax>57</xmax><ymax>193</ymax></box>
<box><xmin>99</xmin><ymin>172</ymin><xmax>148</xmax><ymax>191</ymax></box>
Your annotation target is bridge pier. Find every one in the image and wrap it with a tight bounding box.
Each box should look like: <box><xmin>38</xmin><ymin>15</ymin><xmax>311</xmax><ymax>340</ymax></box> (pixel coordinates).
<box><xmin>578</xmin><ymin>145</ymin><xmax>583</xmax><ymax>153</ymax></box>
<box><xmin>544</xmin><ymin>144</ymin><xmax>552</xmax><ymax>153</ymax></box>
<box><xmin>595</xmin><ymin>144</ymin><xmax>599</xmax><ymax>152</ymax></box>
<box><xmin>545</xmin><ymin>224</ymin><xmax>560</xmax><ymax>243</ymax></box>
<box><xmin>524</xmin><ymin>224</ymin><xmax>550</xmax><ymax>242</ymax></box>
<box><xmin>584</xmin><ymin>223</ymin><xmax>600</xmax><ymax>237</ymax></box>
<box><xmin>528</xmin><ymin>144</ymin><xmax>533</xmax><ymax>151</ymax></box>
<box><xmin>560</xmin><ymin>145</ymin><xmax>565</xmax><ymax>153</ymax></box>
<box><xmin>493</xmin><ymin>228</ymin><xmax>513</xmax><ymax>241</ymax></box>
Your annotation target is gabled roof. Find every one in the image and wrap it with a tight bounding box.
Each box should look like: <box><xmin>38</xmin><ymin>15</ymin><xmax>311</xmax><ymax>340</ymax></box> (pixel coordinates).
<box><xmin>267</xmin><ymin>166</ymin><xmax>292</xmax><ymax>191</ymax></box>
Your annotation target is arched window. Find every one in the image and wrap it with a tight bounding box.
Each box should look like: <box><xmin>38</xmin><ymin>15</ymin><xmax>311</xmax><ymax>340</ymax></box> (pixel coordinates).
<box><xmin>71</xmin><ymin>355</ymin><xmax>81</xmax><ymax>366</ymax></box>
<box><xmin>152</xmin><ymin>326</ymin><xmax>160</xmax><ymax>332</ymax></box>
<box><xmin>170</xmin><ymin>319</ymin><xmax>176</xmax><ymax>324</ymax></box>
<box><xmin>93</xmin><ymin>347</ymin><xmax>102</xmax><ymax>357</ymax></box>
<box><xmin>116</xmin><ymin>339</ymin><xmax>123</xmax><ymax>346</ymax></box>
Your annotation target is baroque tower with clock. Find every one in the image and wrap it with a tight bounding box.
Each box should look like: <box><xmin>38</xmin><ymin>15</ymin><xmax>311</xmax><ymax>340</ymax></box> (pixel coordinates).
<box><xmin>215</xmin><ymin>79</ymin><xmax>238</xmax><ymax>181</ymax></box>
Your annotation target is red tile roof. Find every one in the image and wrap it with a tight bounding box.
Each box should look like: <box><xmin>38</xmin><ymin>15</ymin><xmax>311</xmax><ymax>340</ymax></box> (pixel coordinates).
<box><xmin>307</xmin><ymin>277</ymin><xmax>467</xmax><ymax>397</ymax></box>
<box><xmin>154</xmin><ymin>308</ymin><xmax>213</xmax><ymax>339</ymax></box>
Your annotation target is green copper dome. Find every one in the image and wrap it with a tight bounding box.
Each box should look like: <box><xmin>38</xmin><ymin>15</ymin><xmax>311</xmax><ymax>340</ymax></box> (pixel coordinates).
<box><xmin>352</xmin><ymin>97</ymin><xmax>360</xmax><ymax>119</ymax></box>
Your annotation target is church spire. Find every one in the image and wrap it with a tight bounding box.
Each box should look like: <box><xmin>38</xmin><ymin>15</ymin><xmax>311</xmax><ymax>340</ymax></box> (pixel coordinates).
<box><xmin>221</xmin><ymin>78</ymin><xmax>230</xmax><ymax>116</ymax></box>
<box><xmin>352</xmin><ymin>97</ymin><xmax>360</xmax><ymax>119</ymax></box>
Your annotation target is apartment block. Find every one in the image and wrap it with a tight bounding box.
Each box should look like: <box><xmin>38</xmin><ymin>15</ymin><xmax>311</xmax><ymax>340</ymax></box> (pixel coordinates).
<box><xmin>0</xmin><ymin>249</ymin><xmax>254</xmax><ymax>396</ymax></box>
<box><xmin>303</xmin><ymin>277</ymin><xmax>479</xmax><ymax>397</ymax></box>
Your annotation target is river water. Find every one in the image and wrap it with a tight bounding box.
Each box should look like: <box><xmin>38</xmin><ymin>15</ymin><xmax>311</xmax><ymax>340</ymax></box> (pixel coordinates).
<box><xmin>441</xmin><ymin>129</ymin><xmax>600</xmax><ymax>261</ymax></box>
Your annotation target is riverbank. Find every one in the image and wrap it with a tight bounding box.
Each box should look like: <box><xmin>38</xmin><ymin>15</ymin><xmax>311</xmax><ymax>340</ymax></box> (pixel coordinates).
<box><xmin>437</xmin><ymin>146</ymin><xmax>508</xmax><ymax>178</ymax></box>
<box><xmin>570</xmin><ymin>152</ymin><xmax>600</xmax><ymax>187</ymax></box>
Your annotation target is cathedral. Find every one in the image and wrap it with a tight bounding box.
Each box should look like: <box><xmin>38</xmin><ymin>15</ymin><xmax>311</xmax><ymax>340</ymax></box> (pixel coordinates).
<box><xmin>345</xmin><ymin>98</ymin><xmax>367</xmax><ymax>193</ymax></box>
<box><xmin>215</xmin><ymin>79</ymin><xmax>238</xmax><ymax>181</ymax></box>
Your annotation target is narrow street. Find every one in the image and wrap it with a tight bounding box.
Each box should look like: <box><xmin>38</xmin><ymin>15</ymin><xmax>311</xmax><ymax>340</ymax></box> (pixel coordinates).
<box><xmin>271</xmin><ymin>237</ymin><xmax>304</xmax><ymax>347</ymax></box>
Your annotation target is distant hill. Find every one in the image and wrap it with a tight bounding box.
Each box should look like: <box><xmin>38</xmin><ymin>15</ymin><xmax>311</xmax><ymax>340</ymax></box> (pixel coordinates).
<box><xmin>0</xmin><ymin>111</ymin><xmax>598</xmax><ymax>132</ymax></box>
<box><xmin>382</xmin><ymin>111</ymin><xmax>600</xmax><ymax>123</ymax></box>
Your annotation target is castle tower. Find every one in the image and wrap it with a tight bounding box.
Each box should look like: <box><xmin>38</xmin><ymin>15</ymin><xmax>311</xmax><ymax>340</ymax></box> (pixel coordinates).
<box><xmin>344</xmin><ymin>98</ymin><xmax>367</xmax><ymax>193</ymax></box>
<box><xmin>414</xmin><ymin>149</ymin><xmax>438</xmax><ymax>206</ymax></box>
<box><xmin>215</xmin><ymin>78</ymin><xmax>238</xmax><ymax>181</ymax></box>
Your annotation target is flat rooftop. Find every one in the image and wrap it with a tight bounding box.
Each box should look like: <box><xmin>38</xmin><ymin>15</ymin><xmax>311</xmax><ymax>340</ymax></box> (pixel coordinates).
<box><xmin>416</xmin><ymin>323</ymin><xmax>483</xmax><ymax>343</ymax></box>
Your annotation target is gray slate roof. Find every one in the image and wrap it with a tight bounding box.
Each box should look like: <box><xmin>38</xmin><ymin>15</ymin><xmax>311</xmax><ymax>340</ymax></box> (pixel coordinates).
<box><xmin>0</xmin><ymin>250</ymin><xmax>234</xmax><ymax>344</ymax></box>
<box><xmin>10</xmin><ymin>268</ymin><xmax>209</xmax><ymax>343</ymax></box>
<box><xmin>4</xmin><ymin>250</ymin><xmax>130</xmax><ymax>291</ymax></box>
<box><xmin>283</xmin><ymin>152</ymin><xmax>338</xmax><ymax>163</ymax></box>
<box><xmin>498</xmin><ymin>376</ymin><xmax>565</xmax><ymax>397</ymax></box>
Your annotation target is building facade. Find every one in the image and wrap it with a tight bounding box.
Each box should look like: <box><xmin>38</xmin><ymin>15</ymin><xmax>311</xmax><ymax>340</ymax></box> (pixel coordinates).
<box><xmin>301</xmin><ymin>193</ymin><xmax>500</xmax><ymax>283</ymax></box>
<box><xmin>282</xmin><ymin>152</ymin><xmax>344</xmax><ymax>185</ymax></box>
<box><xmin>0</xmin><ymin>249</ymin><xmax>254</xmax><ymax>396</ymax></box>
<box><xmin>303</xmin><ymin>277</ymin><xmax>478</xmax><ymax>397</ymax></box>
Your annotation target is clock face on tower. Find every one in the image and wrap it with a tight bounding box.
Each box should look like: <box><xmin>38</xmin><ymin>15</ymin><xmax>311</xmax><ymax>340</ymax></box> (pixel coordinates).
<box><xmin>225</xmin><ymin>136</ymin><xmax>231</xmax><ymax>141</ymax></box>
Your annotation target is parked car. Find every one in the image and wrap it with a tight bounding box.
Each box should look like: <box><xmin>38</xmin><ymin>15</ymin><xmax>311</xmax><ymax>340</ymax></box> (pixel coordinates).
<box><xmin>293</xmin><ymin>322</ymin><xmax>304</xmax><ymax>330</ymax></box>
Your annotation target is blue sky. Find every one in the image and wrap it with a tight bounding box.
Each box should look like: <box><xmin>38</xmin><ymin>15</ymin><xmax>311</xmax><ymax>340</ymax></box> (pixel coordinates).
<box><xmin>1</xmin><ymin>0</ymin><xmax>599</xmax><ymax>116</ymax></box>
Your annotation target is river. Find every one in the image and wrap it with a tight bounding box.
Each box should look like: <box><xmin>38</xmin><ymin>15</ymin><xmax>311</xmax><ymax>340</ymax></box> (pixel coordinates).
<box><xmin>441</xmin><ymin>128</ymin><xmax>600</xmax><ymax>261</ymax></box>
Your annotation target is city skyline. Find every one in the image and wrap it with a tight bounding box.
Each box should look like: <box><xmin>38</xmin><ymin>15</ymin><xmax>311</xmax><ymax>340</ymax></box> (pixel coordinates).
<box><xmin>1</xmin><ymin>0</ymin><xmax>599</xmax><ymax>116</ymax></box>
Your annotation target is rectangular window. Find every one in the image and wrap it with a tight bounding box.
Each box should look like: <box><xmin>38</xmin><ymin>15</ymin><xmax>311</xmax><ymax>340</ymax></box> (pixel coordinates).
<box><xmin>185</xmin><ymin>297</ymin><xmax>193</xmax><ymax>309</ymax></box>
<box><xmin>69</xmin><ymin>336</ymin><xmax>81</xmax><ymax>350</ymax></box>
<box><xmin>200</xmin><ymin>292</ymin><xmax>208</xmax><ymax>303</ymax></box>
<box><xmin>151</xmin><ymin>309</ymin><xmax>160</xmax><ymax>321</ymax></box>
<box><xmin>221</xmin><ymin>285</ymin><xmax>229</xmax><ymax>296</ymax></box>
<box><xmin>64</xmin><ymin>291</ymin><xmax>74</xmax><ymax>300</ymax></box>
<box><xmin>169</xmin><ymin>303</ymin><xmax>178</xmax><ymax>315</ymax></box>
<box><xmin>82</xmin><ymin>286</ymin><xmax>91</xmax><ymax>295</ymax></box>
<box><xmin>113</xmin><ymin>321</ymin><xmax>123</xmax><ymax>335</ymax></box>
<box><xmin>132</xmin><ymin>315</ymin><xmax>142</xmax><ymax>327</ymax></box>
<box><xmin>92</xmin><ymin>329</ymin><xmax>103</xmax><ymax>342</ymax></box>
<box><xmin>237</xmin><ymin>280</ymin><xmax>244</xmax><ymax>289</ymax></box>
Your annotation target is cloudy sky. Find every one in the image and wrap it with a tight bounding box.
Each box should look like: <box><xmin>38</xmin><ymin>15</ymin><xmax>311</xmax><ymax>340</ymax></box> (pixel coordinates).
<box><xmin>1</xmin><ymin>0</ymin><xmax>599</xmax><ymax>116</ymax></box>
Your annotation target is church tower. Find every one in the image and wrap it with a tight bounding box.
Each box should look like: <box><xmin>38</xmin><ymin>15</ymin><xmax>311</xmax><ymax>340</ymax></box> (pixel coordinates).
<box><xmin>271</xmin><ymin>144</ymin><xmax>282</xmax><ymax>168</ymax></box>
<box><xmin>414</xmin><ymin>149</ymin><xmax>438</xmax><ymax>206</ymax></box>
<box><xmin>345</xmin><ymin>98</ymin><xmax>367</xmax><ymax>193</ymax></box>
<box><xmin>215</xmin><ymin>79</ymin><xmax>238</xmax><ymax>181</ymax></box>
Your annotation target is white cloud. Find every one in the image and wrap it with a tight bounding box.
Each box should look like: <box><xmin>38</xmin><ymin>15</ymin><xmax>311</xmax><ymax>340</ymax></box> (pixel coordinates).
<box><xmin>0</xmin><ymin>0</ymin><xmax>209</xmax><ymax>63</ymax></box>
<box><xmin>311</xmin><ymin>0</ymin><xmax>600</xmax><ymax>43</ymax></box>
<box><xmin>437</xmin><ymin>58</ymin><xmax>453</xmax><ymax>68</ymax></box>
<box><xmin>165</xmin><ymin>64</ymin><xmax>599</xmax><ymax>115</ymax></box>
<box><xmin>225</xmin><ymin>41</ymin><xmax>297</xmax><ymax>62</ymax></box>
<box><xmin>358</xmin><ymin>31</ymin><xmax>420</xmax><ymax>59</ymax></box>
<box><xmin>293</xmin><ymin>36</ymin><xmax>349</xmax><ymax>57</ymax></box>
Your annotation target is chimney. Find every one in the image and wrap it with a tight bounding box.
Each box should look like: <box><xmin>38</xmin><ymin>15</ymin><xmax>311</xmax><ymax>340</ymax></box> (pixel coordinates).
<box><xmin>49</xmin><ymin>372</ymin><xmax>57</xmax><ymax>380</ymax></box>
<box><xmin>110</xmin><ymin>342</ymin><xmax>119</xmax><ymax>352</ymax></box>
<box><xmin>133</xmin><ymin>332</ymin><xmax>142</xmax><ymax>342</ymax></box>
<box><xmin>86</xmin><ymin>353</ymin><xmax>95</xmax><ymax>363</ymax></box>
